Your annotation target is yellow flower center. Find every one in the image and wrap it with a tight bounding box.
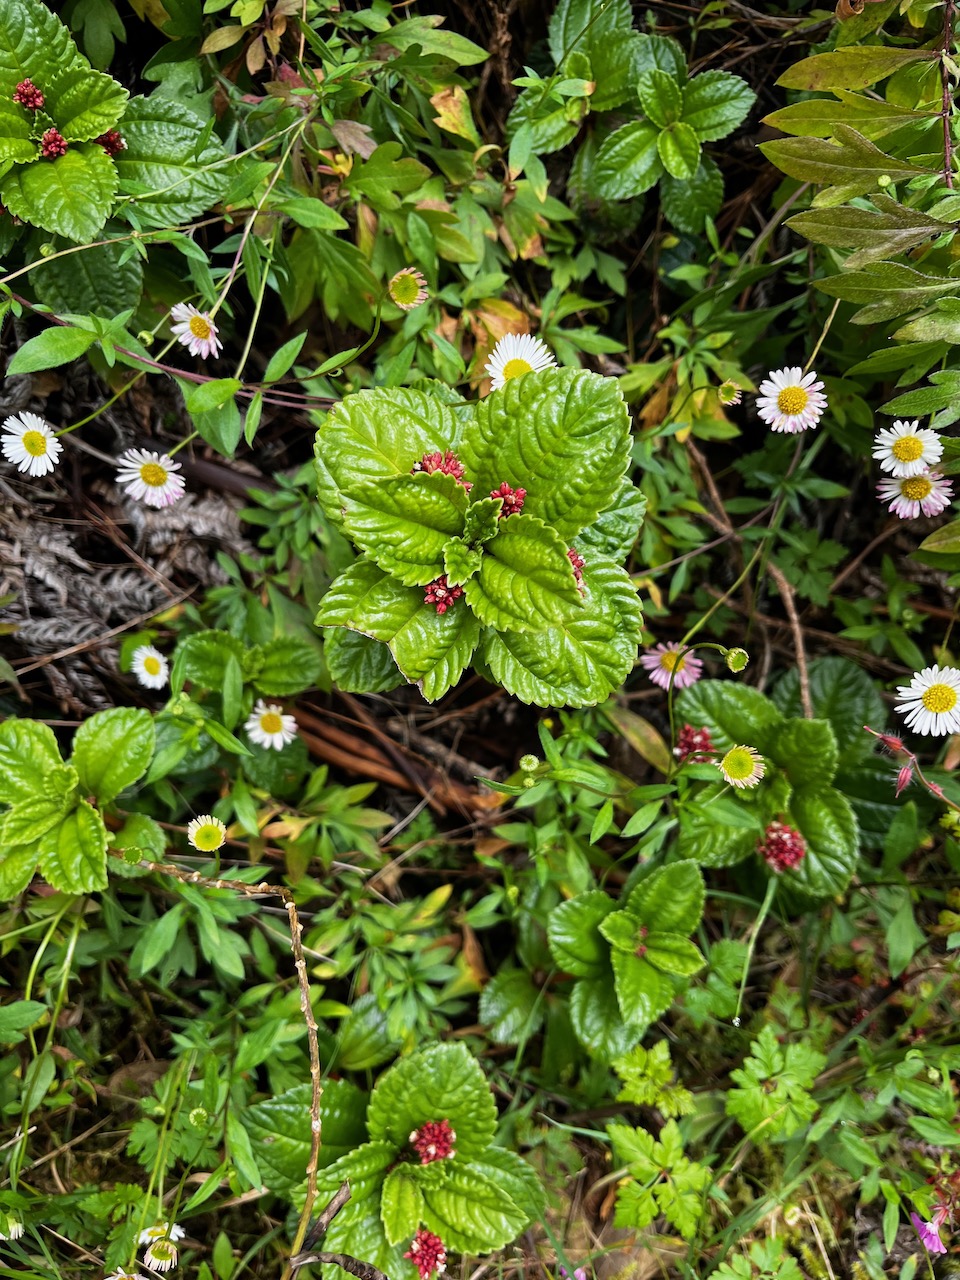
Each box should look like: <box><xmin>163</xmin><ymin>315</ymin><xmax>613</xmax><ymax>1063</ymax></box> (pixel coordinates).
<box><xmin>140</xmin><ymin>462</ymin><xmax>168</xmax><ymax>487</ymax></box>
<box><xmin>143</xmin><ymin>656</ymin><xmax>162</xmax><ymax>676</ymax></box>
<box><xmin>921</xmin><ymin>682</ymin><xmax>957</xmax><ymax>714</ymax></box>
<box><xmin>192</xmin><ymin>823</ymin><xmax>225</xmax><ymax>852</ymax></box>
<box><xmin>776</xmin><ymin>386</ymin><xmax>808</xmax><ymax>415</ymax></box>
<box><xmin>22</xmin><ymin>430</ymin><xmax>48</xmax><ymax>457</ymax></box>
<box><xmin>390</xmin><ymin>272</ymin><xmax>422</xmax><ymax>305</ymax></box>
<box><xmin>658</xmin><ymin>651</ymin><xmax>685</xmax><ymax>673</ymax></box>
<box><xmin>892</xmin><ymin>435</ymin><xmax>923</xmax><ymax>462</ymax></box>
<box><xmin>722</xmin><ymin>746</ymin><xmax>756</xmax><ymax>781</ymax></box>
<box><xmin>260</xmin><ymin>711</ymin><xmax>283</xmax><ymax>734</ymax></box>
<box><xmin>902</xmin><ymin>476</ymin><xmax>932</xmax><ymax>501</ymax></box>
<box><xmin>501</xmin><ymin>357</ymin><xmax>533</xmax><ymax>381</ymax></box>
<box><xmin>189</xmin><ymin>313</ymin><xmax>212</xmax><ymax>339</ymax></box>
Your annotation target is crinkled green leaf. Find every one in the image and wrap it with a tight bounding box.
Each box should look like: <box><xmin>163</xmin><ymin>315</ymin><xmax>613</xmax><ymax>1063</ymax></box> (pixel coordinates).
<box><xmin>0</xmin><ymin>719</ymin><xmax>64</xmax><ymax>804</ymax></box>
<box><xmin>674</xmin><ymin>679</ymin><xmax>785</xmax><ymax>755</ymax></box>
<box><xmin>462</xmin><ymin>369</ymin><xmax>631</xmax><ymax>540</ymax></box>
<box><xmin>590</xmin><ymin>32</ymin><xmax>650</xmax><ymax>113</ymax></box>
<box><xmin>479</xmin><ymin>969</ymin><xmax>545</xmax><ymax>1044</ymax></box>
<box><xmin>470</xmin><ymin>1147</ymin><xmax>546</xmax><ymax>1224</ymax></box>
<box><xmin>388</xmin><ymin>596</ymin><xmax>480</xmax><ymax>701</ymax></box>
<box><xmin>0</xmin><ymin>0</ymin><xmax>83</xmax><ymax>86</ymax></box>
<box><xmin>611</xmin><ymin>949</ymin><xmax>675</xmax><ymax>1026</ymax></box>
<box><xmin>681</xmin><ymin>70</ymin><xmax>755</xmax><ymax>140</ymax></box>
<box><xmin>464</xmin><ymin>515</ymin><xmax>582</xmax><ymax>633</ymax></box>
<box><xmin>594</xmin><ymin>120</ymin><xmax>663</xmax><ymax>200</ymax></box>
<box><xmin>547</xmin><ymin>889</ymin><xmax>615</xmax><ymax>977</ymax></box>
<box><xmin>0</xmin><ymin>796</ymin><xmax>71</xmax><ymax>848</ymax></box>
<box><xmin>38</xmin><ymin>800</ymin><xmax>108</xmax><ymax>893</ymax></box>
<box><xmin>644</xmin><ymin>932</ymin><xmax>705</xmax><ymax>977</ymax></box>
<box><xmin>335</xmin><ymin>993</ymin><xmax>401</xmax><ymax>1072</ymax></box>
<box><xmin>1</xmin><ymin>143</ymin><xmax>117</xmax><ymax>240</ymax></box>
<box><xmin>0</xmin><ymin>844</ymin><xmax>39</xmax><ymax>898</ymax></box>
<box><xmin>784</xmin><ymin>786</ymin><xmax>859</xmax><ymax>900</ymax></box>
<box><xmin>442</xmin><ymin>538</ymin><xmax>482</xmax><ymax>587</ymax></box>
<box><xmin>342</xmin><ymin>473</ymin><xmax>468</xmax><ymax>587</ymax></box>
<box><xmin>677</xmin><ymin>783</ymin><xmax>765</xmax><ymax>867</ymax></box>
<box><xmin>71</xmin><ymin>707</ymin><xmax>154</xmax><ymax>804</ymax></box>
<box><xmin>114</xmin><ymin>95</ymin><xmax>231</xmax><ymax>226</ymax></box>
<box><xmin>45</xmin><ymin>63</ymin><xmax>127</xmax><ymax>140</ymax></box>
<box><xmin>639</xmin><ymin>69</ymin><xmax>682</xmax><ymax>127</ymax></box>
<box><xmin>576</xmin><ymin>479</ymin><xmax>646</xmax><ymax>559</ymax></box>
<box><xmin>570</xmin><ymin>973</ymin><xmax>644</xmax><ymax>1058</ymax></box>
<box><xmin>547</xmin><ymin>0</ymin><xmax>632</xmax><ymax>66</ymax></box>
<box><xmin>0</xmin><ymin>99</ymin><xmax>37</xmax><ymax>162</ymax></box>
<box><xmin>626</xmin><ymin>860</ymin><xmax>705</xmax><ymax>934</ymax></box>
<box><xmin>421</xmin><ymin>1164</ymin><xmax>528</xmax><ymax>1253</ymax></box>
<box><xmin>598</xmin><ymin>909</ymin><xmax>639</xmax><ymax>952</ymax></box>
<box><xmin>316</xmin><ymin>561</ymin><xmax>421</xmax><ymax>640</ymax></box>
<box><xmin>506</xmin><ymin>87</ymin><xmax>583</xmax><ymax>156</ymax></box>
<box><xmin>380</xmin><ymin>1169</ymin><xmax>424</xmax><ymax>1246</ymax></box>
<box><xmin>244</xmin><ymin>1080</ymin><xmax>368</xmax><ymax>1190</ymax></box>
<box><xmin>255</xmin><ymin>637</ymin><xmax>324</xmax><ymax>697</ymax></box>
<box><xmin>660</xmin><ymin>154</ymin><xmax>723</xmax><ymax>234</ymax></box>
<box><xmin>323</xmin><ymin>628</ymin><xmax>403</xmax><ymax>695</ymax></box>
<box><xmin>767</xmin><ymin>717</ymin><xmax>838</xmax><ymax>787</ymax></box>
<box><xmin>657</xmin><ymin>121</ymin><xmax>700</xmax><ymax>180</ymax></box>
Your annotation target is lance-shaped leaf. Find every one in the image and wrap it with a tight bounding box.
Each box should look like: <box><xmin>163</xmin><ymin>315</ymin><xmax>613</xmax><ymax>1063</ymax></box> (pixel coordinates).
<box><xmin>461</xmin><ymin>368</ymin><xmax>631</xmax><ymax>539</ymax></box>
<box><xmin>464</xmin><ymin>515</ymin><xmax>583</xmax><ymax>633</ymax></box>
<box><xmin>315</xmin><ymin>386</ymin><xmax>465</xmax><ymax>527</ymax></box>
<box><xmin>814</xmin><ymin>262</ymin><xmax>960</xmax><ymax>325</ymax></box>
<box><xmin>760</xmin><ymin>125</ymin><xmax>931</xmax><ymax>207</ymax></box>
<box><xmin>1</xmin><ymin>144</ymin><xmax>118</xmax><ymax>241</ymax></box>
<box><xmin>341</xmin><ymin>472</ymin><xmax>468</xmax><ymax>586</ymax></box>
<box><xmin>763</xmin><ymin>90</ymin><xmax>931</xmax><ymax>139</ymax></box>
<box><xmin>776</xmin><ymin>46</ymin><xmax>934</xmax><ymax>91</ymax></box>
<box><xmin>787</xmin><ymin>196</ymin><xmax>952</xmax><ymax>270</ymax></box>
<box><xmin>880</xmin><ymin>370</ymin><xmax>960</xmax><ymax>428</ymax></box>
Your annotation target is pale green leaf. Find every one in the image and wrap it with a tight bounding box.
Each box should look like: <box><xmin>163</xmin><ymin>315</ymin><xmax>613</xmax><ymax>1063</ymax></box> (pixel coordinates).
<box><xmin>71</xmin><ymin>707</ymin><xmax>155</xmax><ymax>803</ymax></box>
<box><xmin>38</xmin><ymin>800</ymin><xmax>108</xmax><ymax>893</ymax></box>
<box><xmin>0</xmin><ymin>719</ymin><xmax>63</xmax><ymax>804</ymax></box>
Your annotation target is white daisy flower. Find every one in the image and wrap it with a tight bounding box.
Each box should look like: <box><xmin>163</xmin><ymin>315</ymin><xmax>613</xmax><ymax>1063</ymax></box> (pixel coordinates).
<box><xmin>756</xmin><ymin>366</ymin><xmax>827</xmax><ymax>433</ymax></box>
<box><xmin>877</xmin><ymin>471</ymin><xmax>953</xmax><ymax>520</ymax></box>
<box><xmin>716</xmin><ymin>744</ymin><xmax>765</xmax><ymax>790</ymax></box>
<box><xmin>484</xmin><ymin>333</ymin><xmax>557</xmax><ymax>390</ymax></box>
<box><xmin>186</xmin><ymin>814</ymin><xmax>227</xmax><ymax>852</ymax></box>
<box><xmin>873</xmin><ymin>419</ymin><xmax>943</xmax><ymax>477</ymax></box>
<box><xmin>1</xmin><ymin>411</ymin><xmax>62</xmax><ymax>477</ymax></box>
<box><xmin>170</xmin><ymin>303</ymin><xmax>222</xmax><ymax>360</ymax></box>
<box><xmin>896</xmin><ymin>664</ymin><xmax>960</xmax><ymax>736</ymax></box>
<box><xmin>143</xmin><ymin>1239</ymin><xmax>178</xmax><ymax>1272</ymax></box>
<box><xmin>138</xmin><ymin>1223</ymin><xmax>184</xmax><ymax>1245</ymax></box>
<box><xmin>105</xmin><ymin>1270</ymin><xmax>147</xmax><ymax>1280</ymax></box>
<box><xmin>130</xmin><ymin>644</ymin><xmax>169</xmax><ymax>690</ymax></box>
<box><xmin>115</xmin><ymin>449</ymin><xmax>186</xmax><ymax>509</ymax></box>
<box><xmin>244</xmin><ymin>699</ymin><xmax>298</xmax><ymax>750</ymax></box>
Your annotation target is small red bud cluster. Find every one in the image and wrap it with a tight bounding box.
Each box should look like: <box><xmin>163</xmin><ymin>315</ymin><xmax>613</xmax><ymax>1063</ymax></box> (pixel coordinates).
<box><xmin>567</xmin><ymin>548</ymin><xmax>585</xmax><ymax>594</ymax></box>
<box><xmin>412</xmin><ymin>450</ymin><xmax>472</xmax><ymax>492</ymax></box>
<box><xmin>13</xmin><ymin>79</ymin><xmax>44</xmax><ymax>110</ymax></box>
<box><xmin>40</xmin><ymin>128</ymin><xmax>67</xmax><ymax>158</ymax></box>
<box><xmin>424</xmin><ymin>575</ymin><xmax>463</xmax><ymax>616</ymax></box>
<box><xmin>674</xmin><ymin>724</ymin><xmax>715</xmax><ymax>762</ymax></box>
<box><xmin>405</xmin><ymin>1230</ymin><xmax>447</xmax><ymax>1278</ymax></box>
<box><xmin>490</xmin><ymin>481</ymin><xmax>525</xmax><ymax>516</ymax></box>
<box><xmin>757</xmin><ymin>820</ymin><xmax>806</xmax><ymax>873</ymax></box>
<box><xmin>409</xmin><ymin>1118</ymin><xmax>456</xmax><ymax>1164</ymax></box>
<box><xmin>95</xmin><ymin>130</ymin><xmax>126</xmax><ymax>156</ymax></box>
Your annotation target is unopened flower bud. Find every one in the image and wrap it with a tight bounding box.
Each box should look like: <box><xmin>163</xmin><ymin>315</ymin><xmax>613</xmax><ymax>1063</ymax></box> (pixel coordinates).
<box><xmin>894</xmin><ymin>763</ymin><xmax>913</xmax><ymax>798</ymax></box>
<box><xmin>519</xmin><ymin>754</ymin><xmax>539</xmax><ymax>772</ymax></box>
<box><xmin>725</xmin><ymin>647</ymin><xmax>749</xmax><ymax>672</ymax></box>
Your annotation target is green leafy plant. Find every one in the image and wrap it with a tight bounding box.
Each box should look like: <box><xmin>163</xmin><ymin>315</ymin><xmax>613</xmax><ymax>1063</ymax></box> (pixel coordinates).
<box><xmin>725</xmin><ymin>1024</ymin><xmax>827</xmax><ymax>1141</ymax></box>
<box><xmin>607</xmin><ymin>1117</ymin><xmax>712</xmax><ymax>1239</ymax></box>
<box><xmin>314</xmin><ymin>368</ymin><xmax>644</xmax><ymax>706</ymax></box>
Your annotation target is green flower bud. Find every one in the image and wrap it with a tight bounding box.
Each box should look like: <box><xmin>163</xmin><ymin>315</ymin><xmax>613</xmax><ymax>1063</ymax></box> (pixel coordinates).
<box><xmin>519</xmin><ymin>754</ymin><xmax>539</xmax><ymax>772</ymax></box>
<box><xmin>725</xmin><ymin>647</ymin><xmax>749</xmax><ymax>673</ymax></box>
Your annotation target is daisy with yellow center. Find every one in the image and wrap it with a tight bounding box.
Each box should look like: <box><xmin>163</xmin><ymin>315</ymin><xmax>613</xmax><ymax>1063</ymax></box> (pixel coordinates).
<box><xmin>186</xmin><ymin>814</ymin><xmax>227</xmax><ymax>852</ymax></box>
<box><xmin>895</xmin><ymin>664</ymin><xmax>960</xmax><ymax>736</ymax></box>
<box><xmin>170</xmin><ymin>302</ymin><xmax>222</xmax><ymax>359</ymax></box>
<box><xmin>388</xmin><ymin>267</ymin><xmax>429</xmax><ymax>311</ymax></box>
<box><xmin>130</xmin><ymin>644</ymin><xmax>169</xmax><ymax>690</ymax></box>
<box><xmin>716</xmin><ymin>744</ymin><xmax>765</xmax><ymax>790</ymax></box>
<box><xmin>873</xmin><ymin>419</ymin><xmax>943</xmax><ymax>478</ymax></box>
<box><xmin>1</xmin><ymin>411</ymin><xmax>62</xmax><ymax>477</ymax></box>
<box><xmin>244</xmin><ymin>698</ymin><xmax>298</xmax><ymax>750</ymax></box>
<box><xmin>115</xmin><ymin>448</ymin><xmax>186</xmax><ymax>508</ymax></box>
<box><xmin>484</xmin><ymin>333</ymin><xmax>557</xmax><ymax>390</ymax></box>
<box><xmin>877</xmin><ymin>470</ymin><xmax>953</xmax><ymax>520</ymax></box>
<box><xmin>639</xmin><ymin>641</ymin><xmax>702</xmax><ymax>691</ymax></box>
<box><xmin>756</xmin><ymin>366</ymin><xmax>827</xmax><ymax>433</ymax></box>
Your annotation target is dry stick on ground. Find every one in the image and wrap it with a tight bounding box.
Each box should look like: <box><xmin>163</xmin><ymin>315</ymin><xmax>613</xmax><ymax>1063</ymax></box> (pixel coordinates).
<box><xmin>126</xmin><ymin>857</ymin><xmax>323</xmax><ymax>1268</ymax></box>
<box><xmin>765</xmin><ymin>561</ymin><xmax>813</xmax><ymax>718</ymax></box>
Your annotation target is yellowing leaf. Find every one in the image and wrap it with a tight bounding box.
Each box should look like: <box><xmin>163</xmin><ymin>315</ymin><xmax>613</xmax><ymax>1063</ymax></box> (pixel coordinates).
<box><xmin>430</xmin><ymin>86</ymin><xmax>481</xmax><ymax>145</ymax></box>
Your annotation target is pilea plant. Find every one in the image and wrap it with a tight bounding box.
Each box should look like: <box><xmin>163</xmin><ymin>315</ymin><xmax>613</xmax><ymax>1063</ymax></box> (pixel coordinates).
<box><xmin>310</xmin><ymin>1042</ymin><xmax>545</xmax><ymax>1277</ymax></box>
<box><xmin>313</xmin><ymin>368</ymin><xmax>645</xmax><ymax>706</ymax></box>
<box><xmin>547</xmin><ymin>860</ymin><xmax>706</xmax><ymax>1057</ymax></box>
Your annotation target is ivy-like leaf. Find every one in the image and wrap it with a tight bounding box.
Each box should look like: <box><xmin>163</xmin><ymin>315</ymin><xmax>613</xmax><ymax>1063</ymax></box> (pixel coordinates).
<box><xmin>38</xmin><ymin>799</ymin><xmax>108</xmax><ymax>893</ymax></box>
<box><xmin>1</xmin><ymin>143</ymin><xmax>118</xmax><ymax>240</ymax></box>
<box><xmin>44</xmin><ymin>63</ymin><xmax>127</xmax><ymax>141</ymax></box>
<box><xmin>342</xmin><ymin>473</ymin><xmax>468</xmax><ymax>587</ymax></box>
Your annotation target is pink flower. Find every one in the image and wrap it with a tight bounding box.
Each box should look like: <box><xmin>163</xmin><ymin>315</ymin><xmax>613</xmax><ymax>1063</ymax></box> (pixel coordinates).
<box><xmin>95</xmin><ymin>130</ymin><xmax>126</xmax><ymax>156</ymax></box>
<box><xmin>568</xmin><ymin>548</ymin><xmax>585</xmax><ymax>595</ymax></box>
<box><xmin>877</xmin><ymin>471</ymin><xmax>953</xmax><ymax>519</ymax></box>
<box><xmin>412</xmin><ymin>450</ymin><xmax>472</xmax><ymax>492</ymax></box>
<box><xmin>895</xmin><ymin>763</ymin><xmax>913</xmax><ymax>798</ymax></box>
<box><xmin>757</xmin><ymin>820</ymin><xmax>806</xmax><ymax>873</ymax></box>
<box><xmin>40</xmin><ymin>128</ymin><xmax>67</xmax><ymax>159</ymax></box>
<box><xmin>424</xmin><ymin>575</ymin><xmax>463</xmax><ymax>615</ymax></box>
<box><xmin>13</xmin><ymin>79</ymin><xmax>44</xmax><ymax>110</ymax></box>
<box><xmin>911</xmin><ymin>1212</ymin><xmax>947</xmax><ymax>1254</ymax></box>
<box><xmin>170</xmin><ymin>303</ymin><xmax>222</xmax><ymax>360</ymax></box>
<box><xmin>490</xmin><ymin>481</ymin><xmax>525</xmax><ymax>516</ymax></box>
<box><xmin>405</xmin><ymin>1230</ymin><xmax>446</xmax><ymax>1278</ymax></box>
<box><xmin>674</xmin><ymin>724</ymin><xmax>715</xmax><ymax>762</ymax></box>
<box><xmin>640</xmin><ymin>642</ymin><xmax>702</xmax><ymax>691</ymax></box>
<box><xmin>409</xmin><ymin>1119</ymin><xmax>456</xmax><ymax>1164</ymax></box>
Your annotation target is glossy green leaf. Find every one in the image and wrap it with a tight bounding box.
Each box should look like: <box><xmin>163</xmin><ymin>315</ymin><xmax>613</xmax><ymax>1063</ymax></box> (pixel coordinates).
<box><xmin>243</xmin><ymin>1079</ymin><xmax>367</xmax><ymax>1190</ymax></box>
<box><xmin>0</xmin><ymin>719</ymin><xmax>64</xmax><ymax>803</ymax></box>
<box><xmin>323</xmin><ymin>628</ymin><xmax>403</xmax><ymax>695</ymax></box>
<box><xmin>388</xmin><ymin>597</ymin><xmax>480</xmax><ymax>701</ymax></box>
<box><xmin>547</xmin><ymin>889</ymin><xmax>615</xmax><ymax>977</ymax></box>
<box><xmin>767</xmin><ymin>718</ymin><xmax>839</xmax><ymax>788</ymax></box>
<box><xmin>380</xmin><ymin>1169</ymin><xmax>425</xmax><ymax>1246</ymax></box>
<box><xmin>7</xmin><ymin>324</ymin><xmax>97</xmax><ymax>374</ymax></box>
<box><xmin>44</xmin><ymin>63</ymin><xmax>128</xmax><ymax>140</ymax></box>
<box><xmin>255</xmin><ymin>638</ymin><xmax>324</xmax><ymax>697</ymax></box>
<box><xmin>506</xmin><ymin>87</ymin><xmax>582</xmax><ymax>156</ymax></box>
<box><xmin>594</xmin><ymin>120</ymin><xmax>663</xmax><ymax>200</ymax></box>
<box><xmin>71</xmin><ymin>707</ymin><xmax>155</xmax><ymax>804</ymax></box>
<box><xmin>625</xmin><ymin>861</ymin><xmax>705</xmax><ymax>934</ymax></box>
<box><xmin>644</xmin><ymin>932</ymin><xmax>705</xmax><ymax>977</ymax></box>
<box><xmin>0</xmin><ymin>100</ymin><xmax>37</xmax><ymax>163</ymax></box>
<box><xmin>342</xmin><ymin>473</ymin><xmax>468</xmax><ymax>586</ymax></box>
<box><xmin>920</xmin><ymin>517</ymin><xmax>960</xmax><ymax>554</ymax></box>
<box><xmin>611</xmin><ymin>949</ymin><xmax>675</xmax><ymax>1026</ymax></box>
<box><xmin>33</xmin><ymin>237</ymin><xmax>143</xmax><ymax>316</ymax></box>
<box><xmin>0</xmin><ymin>998</ymin><xmax>46</xmax><ymax>1044</ymax></box>
<box><xmin>442</xmin><ymin>538</ymin><xmax>482</xmax><ymax>587</ymax></box>
<box><xmin>570</xmin><ymin>973</ymin><xmax>645</xmax><ymax>1058</ymax></box>
<box><xmin>176</xmin><ymin>630</ymin><xmax>249</xmax><ymax>691</ymax></box>
<box><xmin>547</xmin><ymin>0</ymin><xmax>632</xmax><ymax>66</ymax></box>
<box><xmin>38</xmin><ymin>800</ymin><xmax>108</xmax><ymax>893</ymax></box>
<box><xmin>772</xmin><ymin>658</ymin><xmax>884</xmax><ymax>768</ymax></box>
<box><xmin>675</xmin><ymin>680</ymin><xmax>785</xmax><ymax>755</ymax></box>
<box><xmin>660</xmin><ymin>154</ymin><xmax>723</xmax><ymax>234</ymax></box>
<box><xmin>0</xmin><ymin>0</ymin><xmax>83</xmax><ymax>86</ymax></box>
<box><xmin>316</xmin><ymin>561</ymin><xmax>423</xmax><ymax>641</ymax></box>
<box><xmin>598</xmin><ymin>909</ymin><xmax>639</xmax><ymax>952</ymax></box>
<box><xmin>784</xmin><ymin>786</ymin><xmax>859</xmax><ymax>900</ymax></box>
<box><xmin>0</xmin><ymin>796</ymin><xmax>71</xmax><ymax>848</ymax></box>
<box><xmin>657</xmin><ymin>121</ymin><xmax>701</xmax><ymax>180</ymax></box>
<box><xmin>470</xmin><ymin>1147</ymin><xmax>546</xmax><ymax>1224</ymax></box>
<box><xmin>677</xmin><ymin>783</ymin><xmax>764</xmax><ymax>867</ymax></box>
<box><xmin>478</xmin><ymin>969</ymin><xmax>545</xmax><ymax>1044</ymax></box>
<box><xmin>335</xmin><ymin>994</ymin><xmax>401</xmax><ymax>1071</ymax></box>
<box><xmin>420</xmin><ymin>1165</ymin><xmax>528</xmax><ymax>1254</ymax></box>
<box><xmin>681</xmin><ymin>70</ymin><xmax>755</xmax><ymax>140</ymax></box>
<box><xmin>464</xmin><ymin>516</ymin><xmax>583</xmax><ymax>633</ymax></box>
<box><xmin>638</xmin><ymin>69</ymin><xmax>682</xmax><ymax>128</ymax></box>
<box><xmin>0</xmin><ymin>845</ymin><xmax>40</xmax><ymax>898</ymax></box>
<box><xmin>1</xmin><ymin>144</ymin><xmax>118</xmax><ymax>240</ymax></box>
<box><xmin>576</xmin><ymin>479</ymin><xmax>646</xmax><ymax>559</ymax></box>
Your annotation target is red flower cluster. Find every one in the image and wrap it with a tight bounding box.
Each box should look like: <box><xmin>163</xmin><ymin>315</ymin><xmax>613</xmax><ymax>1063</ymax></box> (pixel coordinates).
<box><xmin>568</xmin><ymin>548</ymin><xmax>585</xmax><ymax>593</ymax></box>
<box><xmin>40</xmin><ymin>128</ymin><xmax>67</xmax><ymax>158</ymax></box>
<box><xmin>95</xmin><ymin>130</ymin><xmax>126</xmax><ymax>156</ymax></box>
<box><xmin>13</xmin><ymin>79</ymin><xmax>44</xmax><ymax>110</ymax></box>
<box><xmin>409</xmin><ymin>1118</ymin><xmax>456</xmax><ymax>1164</ymax></box>
<box><xmin>424</xmin><ymin>575</ymin><xmax>463</xmax><ymax>615</ymax></box>
<box><xmin>405</xmin><ymin>1230</ymin><xmax>447</xmax><ymax>1279</ymax></box>
<box><xmin>490</xmin><ymin>481</ymin><xmax>525</xmax><ymax>516</ymax></box>
<box><xmin>412</xmin><ymin>450</ymin><xmax>472</xmax><ymax>492</ymax></box>
<box><xmin>674</xmin><ymin>724</ymin><xmax>715</xmax><ymax>762</ymax></box>
<box><xmin>757</xmin><ymin>820</ymin><xmax>806</xmax><ymax>873</ymax></box>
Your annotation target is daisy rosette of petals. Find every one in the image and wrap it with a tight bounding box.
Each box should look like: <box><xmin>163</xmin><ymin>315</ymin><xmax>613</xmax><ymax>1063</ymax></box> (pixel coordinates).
<box><xmin>388</xmin><ymin>267</ymin><xmax>429</xmax><ymax>310</ymax></box>
<box><xmin>873</xmin><ymin>419</ymin><xmax>943</xmax><ymax>477</ymax></box>
<box><xmin>170</xmin><ymin>302</ymin><xmax>222</xmax><ymax>360</ymax></box>
<box><xmin>484</xmin><ymin>332</ymin><xmax>557</xmax><ymax>390</ymax></box>
<box><xmin>717</xmin><ymin>379</ymin><xmax>742</xmax><ymax>406</ymax></box>
<box><xmin>130</xmin><ymin>644</ymin><xmax>169</xmax><ymax>690</ymax></box>
<box><xmin>186</xmin><ymin>814</ymin><xmax>227</xmax><ymax>852</ymax></box>
<box><xmin>138</xmin><ymin>1224</ymin><xmax>185</xmax><ymax>1246</ymax></box>
<box><xmin>105</xmin><ymin>1270</ymin><xmax>147</xmax><ymax>1280</ymax></box>
<box><xmin>1</xmin><ymin>411</ymin><xmax>62</xmax><ymax>477</ymax></box>
<box><xmin>245</xmin><ymin>699</ymin><xmax>298</xmax><ymax>750</ymax></box>
<box><xmin>639</xmin><ymin>641</ymin><xmax>702</xmax><ymax>691</ymax></box>
<box><xmin>895</xmin><ymin>664</ymin><xmax>960</xmax><ymax>736</ymax></box>
<box><xmin>115</xmin><ymin>449</ymin><xmax>186</xmax><ymax>509</ymax></box>
<box><xmin>877</xmin><ymin>470</ymin><xmax>953</xmax><ymax>520</ymax></box>
<box><xmin>717</xmin><ymin>745</ymin><xmax>765</xmax><ymax>790</ymax></box>
<box><xmin>143</xmin><ymin>1238</ymin><xmax>179</xmax><ymax>1272</ymax></box>
<box><xmin>756</xmin><ymin>366</ymin><xmax>827</xmax><ymax>433</ymax></box>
